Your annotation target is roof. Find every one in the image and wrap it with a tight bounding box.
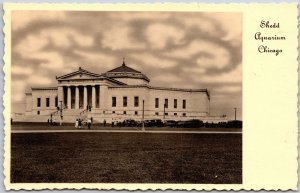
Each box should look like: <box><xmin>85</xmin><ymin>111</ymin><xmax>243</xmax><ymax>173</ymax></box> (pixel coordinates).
<box><xmin>105</xmin><ymin>61</ymin><xmax>150</xmax><ymax>82</ymax></box>
<box><xmin>31</xmin><ymin>87</ymin><xmax>58</xmax><ymax>90</ymax></box>
<box><xmin>107</xmin><ymin>61</ymin><xmax>141</xmax><ymax>73</ymax></box>
<box><xmin>56</xmin><ymin>67</ymin><xmax>102</xmax><ymax>80</ymax></box>
<box><xmin>108</xmin><ymin>84</ymin><xmax>208</xmax><ymax>93</ymax></box>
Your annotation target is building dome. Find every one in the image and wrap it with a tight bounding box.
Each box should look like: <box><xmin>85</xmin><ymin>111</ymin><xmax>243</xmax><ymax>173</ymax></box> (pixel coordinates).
<box><xmin>104</xmin><ymin>60</ymin><xmax>150</xmax><ymax>85</ymax></box>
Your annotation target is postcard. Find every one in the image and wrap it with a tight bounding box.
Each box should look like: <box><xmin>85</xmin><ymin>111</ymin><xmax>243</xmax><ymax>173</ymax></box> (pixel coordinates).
<box><xmin>3</xmin><ymin>3</ymin><xmax>298</xmax><ymax>190</ymax></box>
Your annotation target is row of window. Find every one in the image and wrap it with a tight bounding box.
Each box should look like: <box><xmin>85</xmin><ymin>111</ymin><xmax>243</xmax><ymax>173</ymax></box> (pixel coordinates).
<box><xmin>155</xmin><ymin>98</ymin><xmax>186</xmax><ymax>109</ymax></box>
<box><xmin>112</xmin><ymin>111</ymin><xmax>186</xmax><ymax>116</ymax></box>
<box><xmin>36</xmin><ymin>109</ymin><xmax>187</xmax><ymax>116</ymax></box>
<box><xmin>112</xmin><ymin>96</ymin><xmax>186</xmax><ymax>109</ymax></box>
<box><xmin>37</xmin><ymin>97</ymin><xmax>58</xmax><ymax>108</ymax></box>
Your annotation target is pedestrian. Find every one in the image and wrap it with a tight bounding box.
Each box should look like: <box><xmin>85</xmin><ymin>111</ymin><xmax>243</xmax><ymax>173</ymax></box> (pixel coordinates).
<box><xmin>78</xmin><ymin>119</ymin><xmax>82</xmax><ymax>129</ymax></box>
<box><xmin>87</xmin><ymin>118</ymin><xmax>91</xmax><ymax>129</ymax></box>
<box><xmin>75</xmin><ymin>119</ymin><xmax>78</xmax><ymax>129</ymax></box>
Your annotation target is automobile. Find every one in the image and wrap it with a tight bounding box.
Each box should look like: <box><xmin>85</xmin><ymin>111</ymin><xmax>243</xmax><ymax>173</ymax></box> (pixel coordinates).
<box><xmin>123</xmin><ymin>119</ymin><xmax>138</xmax><ymax>127</ymax></box>
<box><xmin>176</xmin><ymin>121</ymin><xmax>186</xmax><ymax>128</ymax></box>
<box><xmin>164</xmin><ymin>120</ymin><xmax>177</xmax><ymax>127</ymax></box>
<box><xmin>226</xmin><ymin>120</ymin><xmax>242</xmax><ymax>128</ymax></box>
<box><xmin>144</xmin><ymin>119</ymin><xmax>164</xmax><ymax>127</ymax></box>
<box><xmin>177</xmin><ymin>119</ymin><xmax>204</xmax><ymax>128</ymax></box>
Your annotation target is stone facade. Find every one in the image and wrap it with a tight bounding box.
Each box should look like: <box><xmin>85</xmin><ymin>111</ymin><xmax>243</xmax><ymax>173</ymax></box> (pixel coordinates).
<box><xmin>22</xmin><ymin>62</ymin><xmax>226</xmax><ymax>123</ymax></box>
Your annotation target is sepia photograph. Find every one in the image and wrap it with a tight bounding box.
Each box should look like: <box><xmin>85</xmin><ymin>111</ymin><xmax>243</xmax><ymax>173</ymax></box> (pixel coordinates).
<box><xmin>10</xmin><ymin>11</ymin><xmax>242</xmax><ymax>184</ymax></box>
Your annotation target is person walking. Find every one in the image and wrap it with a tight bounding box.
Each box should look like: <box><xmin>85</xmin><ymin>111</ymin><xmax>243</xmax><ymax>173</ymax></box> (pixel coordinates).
<box><xmin>75</xmin><ymin>119</ymin><xmax>79</xmax><ymax>129</ymax></box>
<box><xmin>78</xmin><ymin>119</ymin><xmax>82</xmax><ymax>129</ymax></box>
<box><xmin>87</xmin><ymin>118</ymin><xmax>92</xmax><ymax>129</ymax></box>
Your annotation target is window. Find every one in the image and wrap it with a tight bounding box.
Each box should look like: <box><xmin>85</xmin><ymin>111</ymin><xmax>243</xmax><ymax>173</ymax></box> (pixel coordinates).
<box><xmin>183</xmin><ymin>113</ymin><xmax>186</xmax><ymax>117</ymax></box>
<box><xmin>123</xmin><ymin>111</ymin><xmax>127</xmax><ymax>115</ymax></box>
<box><xmin>134</xmin><ymin>96</ymin><xmax>139</xmax><ymax>107</ymax></box>
<box><xmin>135</xmin><ymin>111</ymin><xmax>138</xmax><ymax>115</ymax></box>
<box><xmin>155</xmin><ymin>98</ymin><xmax>159</xmax><ymax>108</ymax></box>
<box><xmin>46</xmin><ymin>98</ymin><xmax>50</xmax><ymax>107</ymax></box>
<box><xmin>37</xmin><ymin>98</ymin><xmax>41</xmax><ymax>107</ymax></box>
<box><xmin>37</xmin><ymin>111</ymin><xmax>40</xmax><ymax>115</ymax></box>
<box><xmin>164</xmin><ymin>99</ymin><xmax>168</xmax><ymax>108</ymax></box>
<box><xmin>55</xmin><ymin>97</ymin><xmax>58</xmax><ymax>107</ymax></box>
<box><xmin>112</xmin><ymin>111</ymin><xmax>115</xmax><ymax>114</ymax></box>
<box><xmin>123</xmin><ymin>96</ymin><xmax>127</xmax><ymax>107</ymax></box>
<box><xmin>165</xmin><ymin>112</ymin><xmax>168</xmax><ymax>116</ymax></box>
<box><xmin>174</xmin><ymin>113</ymin><xmax>177</xmax><ymax>116</ymax></box>
<box><xmin>183</xmin><ymin>99</ymin><xmax>186</xmax><ymax>109</ymax></box>
<box><xmin>174</xmin><ymin>99</ymin><xmax>177</xmax><ymax>108</ymax></box>
<box><xmin>155</xmin><ymin>112</ymin><xmax>159</xmax><ymax>116</ymax></box>
<box><xmin>112</xmin><ymin>97</ymin><xmax>116</xmax><ymax>107</ymax></box>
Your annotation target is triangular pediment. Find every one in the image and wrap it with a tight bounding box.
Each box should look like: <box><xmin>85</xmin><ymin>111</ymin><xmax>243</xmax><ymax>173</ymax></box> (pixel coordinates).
<box><xmin>56</xmin><ymin>67</ymin><xmax>102</xmax><ymax>80</ymax></box>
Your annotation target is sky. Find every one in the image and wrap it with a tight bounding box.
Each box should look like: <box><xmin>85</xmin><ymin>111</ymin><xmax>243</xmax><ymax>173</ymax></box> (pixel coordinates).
<box><xmin>11</xmin><ymin>11</ymin><xmax>242</xmax><ymax>120</ymax></box>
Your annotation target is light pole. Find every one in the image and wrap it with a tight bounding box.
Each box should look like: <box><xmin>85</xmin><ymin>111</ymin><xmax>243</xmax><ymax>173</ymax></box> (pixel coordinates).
<box><xmin>59</xmin><ymin>100</ymin><xmax>63</xmax><ymax>126</ymax></box>
<box><xmin>163</xmin><ymin>103</ymin><xmax>166</xmax><ymax>120</ymax></box>
<box><xmin>234</xmin><ymin>107</ymin><xmax>237</xmax><ymax>121</ymax></box>
<box><xmin>142</xmin><ymin>100</ymin><xmax>145</xmax><ymax>131</ymax></box>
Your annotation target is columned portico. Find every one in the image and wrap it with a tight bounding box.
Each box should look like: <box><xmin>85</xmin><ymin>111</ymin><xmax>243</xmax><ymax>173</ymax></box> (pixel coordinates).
<box><xmin>64</xmin><ymin>85</ymin><xmax>101</xmax><ymax>110</ymax></box>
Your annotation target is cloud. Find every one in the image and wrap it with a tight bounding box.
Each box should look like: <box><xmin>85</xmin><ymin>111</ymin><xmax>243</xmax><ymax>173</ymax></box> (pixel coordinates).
<box><xmin>12</xmin><ymin>11</ymin><xmax>66</xmax><ymax>31</ymax></box>
<box><xmin>205</xmin><ymin>13</ymin><xmax>242</xmax><ymax>42</ymax></box>
<box><xmin>145</xmin><ymin>23</ymin><xmax>185</xmax><ymax>49</ymax></box>
<box><xmin>15</xmin><ymin>34</ymin><xmax>49</xmax><ymax>55</ymax></box>
<box><xmin>27</xmin><ymin>74</ymin><xmax>53</xmax><ymax>86</ymax></box>
<box><xmin>73</xmin><ymin>50</ymin><xmax>117</xmax><ymax>70</ymax></box>
<box><xmin>12</xmin><ymin>65</ymin><xmax>33</xmax><ymax>76</ymax></box>
<box><xmin>101</xmin><ymin>24</ymin><xmax>146</xmax><ymax>50</ymax></box>
<box><xmin>11</xmin><ymin>80</ymin><xmax>27</xmax><ymax>102</ymax></box>
<box><xmin>41</xmin><ymin>28</ymin><xmax>94</xmax><ymax>48</ymax></box>
<box><xmin>215</xmin><ymin>85</ymin><xmax>242</xmax><ymax>94</ymax></box>
<box><xmin>200</xmin><ymin>64</ymin><xmax>242</xmax><ymax>84</ymax></box>
<box><xmin>166</xmin><ymin>39</ymin><xmax>231</xmax><ymax>70</ymax></box>
<box><xmin>131</xmin><ymin>53</ymin><xmax>177</xmax><ymax>68</ymax></box>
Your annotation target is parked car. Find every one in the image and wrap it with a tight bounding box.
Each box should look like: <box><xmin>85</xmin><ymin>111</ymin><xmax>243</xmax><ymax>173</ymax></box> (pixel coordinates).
<box><xmin>164</xmin><ymin>120</ymin><xmax>177</xmax><ymax>127</ymax></box>
<box><xmin>177</xmin><ymin>119</ymin><xmax>204</xmax><ymax>128</ymax></box>
<box><xmin>176</xmin><ymin>120</ymin><xmax>185</xmax><ymax>128</ymax></box>
<box><xmin>144</xmin><ymin>119</ymin><xmax>164</xmax><ymax>127</ymax></box>
<box><xmin>115</xmin><ymin>119</ymin><xmax>139</xmax><ymax>127</ymax></box>
<box><xmin>226</xmin><ymin>120</ymin><xmax>242</xmax><ymax>128</ymax></box>
<box><xmin>123</xmin><ymin>119</ymin><xmax>138</xmax><ymax>127</ymax></box>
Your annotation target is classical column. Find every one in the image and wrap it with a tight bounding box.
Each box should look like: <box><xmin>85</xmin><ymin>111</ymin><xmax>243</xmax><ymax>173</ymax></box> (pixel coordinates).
<box><xmin>83</xmin><ymin>86</ymin><xmax>88</xmax><ymax>109</ymax></box>
<box><xmin>92</xmin><ymin>86</ymin><xmax>96</xmax><ymax>109</ymax></box>
<box><xmin>75</xmin><ymin>86</ymin><xmax>79</xmax><ymax>109</ymax></box>
<box><xmin>67</xmin><ymin>86</ymin><xmax>71</xmax><ymax>109</ymax></box>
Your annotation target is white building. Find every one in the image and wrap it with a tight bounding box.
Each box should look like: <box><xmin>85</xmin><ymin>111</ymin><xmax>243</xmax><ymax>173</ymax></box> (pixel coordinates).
<box><xmin>22</xmin><ymin>61</ymin><xmax>226</xmax><ymax>123</ymax></box>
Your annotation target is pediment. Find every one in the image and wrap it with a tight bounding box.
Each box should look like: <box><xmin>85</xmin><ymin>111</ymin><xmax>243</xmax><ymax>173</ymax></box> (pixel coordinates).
<box><xmin>56</xmin><ymin>68</ymin><xmax>102</xmax><ymax>80</ymax></box>
<box><xmin>63</xmin><ymin>73</ymin><xmax>99</xmax><ymax>80</ymax></box>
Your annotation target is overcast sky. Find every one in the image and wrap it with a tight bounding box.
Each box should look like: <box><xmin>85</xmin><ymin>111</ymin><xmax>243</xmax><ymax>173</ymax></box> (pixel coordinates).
<box><xmin>11</xmin><ymin>11</ymin><xmax>242</xmax><ymax>120</ymax></box>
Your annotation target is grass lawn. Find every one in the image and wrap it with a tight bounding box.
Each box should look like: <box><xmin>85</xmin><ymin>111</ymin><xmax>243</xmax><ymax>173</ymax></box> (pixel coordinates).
<box><xmin>11</xmin><ymin>132</ymin><xmax>242</xmax><ymax>183</ymax></box>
